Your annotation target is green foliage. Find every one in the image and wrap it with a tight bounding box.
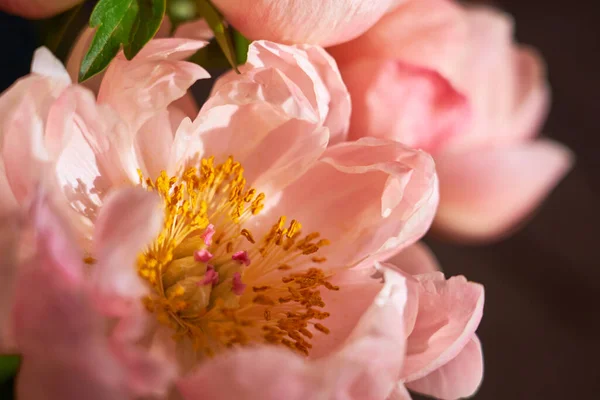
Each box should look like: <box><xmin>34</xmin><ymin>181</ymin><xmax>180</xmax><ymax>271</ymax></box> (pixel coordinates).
<box><xmin>79</xmin><ymin>0</ymin><xmax>166</xmax><ymax>82</ymax></box>
<box><xmin>166</xmin><ymin>0</ymin><xmax>197</xmax><ymax>32</ymax></box>
<box><xmin>195</xmin><ymin>0</ymin><xmax>238</xmax><ymax>72</ymax></box>
<box><xmin>233</xmin><ymin>29</ymin><xmax>251</xmax><ymax>65</ymax></box>
<box><xmin>0</xmin><ymin>355</ymin><xmax>20</xmax><ymax>383</ymax></box>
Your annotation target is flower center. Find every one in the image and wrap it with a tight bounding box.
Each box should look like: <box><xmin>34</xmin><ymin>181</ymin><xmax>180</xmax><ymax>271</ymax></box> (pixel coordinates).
<box><xmin>137</xmin><ymin>157</ymin><xmax>338</xmax><ymax>357</ymax></box>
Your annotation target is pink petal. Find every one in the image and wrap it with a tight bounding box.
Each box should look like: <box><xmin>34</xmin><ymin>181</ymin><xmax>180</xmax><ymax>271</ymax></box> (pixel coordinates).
<box><xmin>13</xmin><ymin>192</ymin><xmax>127</xmax><ymax>399</ymax></box>
<box><xmin>0</xmin><ymin>159</ymin><xmax>18</xmax><ymax>214</ymax></box>
<box><xmin>31</xmin><ymin>47</ymin><xmax>71</xmax><ymax>84</ymax></box>
<box><xmin>92</xmin><ymin>187</ymin><xmax>162</xmax><ymax>311</ymax></box>
<box><xmin>401</xmin><ymin>273</ymin><xmax>484</xmax><ymax>382</ymax></box>
<box><xmin>49</xmin><ymin>86</ymin><xmax>138</xmax><ymax>200</ymax></box>
<box><xmin>387</xmin><ymin>242</ymin><xmax>441</xmax><ymax>275</ymax></box>
<box><xmin>211</xmin><ymin>0</ymin><xmax>397</xmax><ymax>46</ymax></box>
<box><xmin>313</xmin><ymin>264</ymin><xmax>420</xmax><ymax>361</ymax></box>
<box><xmin>177</xmin><ymin>347</ymin><xmax>315</xmax><ymax>400</ymax></box>
<box><xmin>107</xmin><ymin>304</ymin><xmax>178</xmax><ymax>398</ymax></box>
<box><xmin>2</xmin><ymin>91</ymin><xmax>51</xmax><ymax>202</ymax></box>
<box><xmin>341</xmin><ymin>59</ymin><xmax>470</xmax><ymax>153</ymax></box>
<box><xmin>0</xmin><ymin>75</ymin><xmax>66</xmax><ymax>203</ymax></box>
<box><xmin>173</xmin><ymin>66</ymin><xmax>328</xmax><ymax>195</ymax></box>
<box><xmin>434</xmin><ymin>140</ymin><xmax>574</xmax><ymax>242</ymax></box>
<box><xmin>329</xmin><ymin>0</ymin><xmax>467</xmax><ymax>79</ymax></box>
<box><xmin>134</xmin><ymin>110</ymin><xmax>176</xmax><ymax>179</ymax></box>
<box><xmin>17</xmin><ymin>358</ymin><xmax>126</xmax><ymax>400</ymax></box>
<box><xmin>444</xmin><ymin>7</ymin><xmax>550</xmax><ymax>150</ymax></box>
<box><xmin>310</xmin><ymin>267</ymin><xmax>384</xmax><ymax>358</ymax></box>
<box><xmin>98</xmin><ymin>39</ymin><xmax>209</xmax><ymax>132</ymax></box>
<box><xmin>506</xmin><ymin>46</ymin><xmax>549</xmax><ymax>143</ymax></box>
<box><xmin>320</xmin><ymin>266</ymin><xmax>408</xmax><ymax>400</ymax></box>
<box><xmin>388</xmin><ymin>384</ymin><xmax>413</xmax><ymax>400</ymax></box>
<box><xmin>406</xmin><ymin>335</ymin><xmax>483</xmax><ymax>399</ymax></box>
<box><xmin>238</xmin><ymin>41</ymin><xmax>351</xmax><ymax>144</ymax></box>
<box><xmin>0</xmin><ymin>213</ymin><xmax>21</xmax><ymax>351</ymax></box>
<box><xmin>256</xmin><ymin>137</ymin><xmax>438</xmax><ymax>268</ymax></box>
<box><xmin>0</xmin><ymin>0</ymin><xmax>82</xmax><ymax>18</ymax></box>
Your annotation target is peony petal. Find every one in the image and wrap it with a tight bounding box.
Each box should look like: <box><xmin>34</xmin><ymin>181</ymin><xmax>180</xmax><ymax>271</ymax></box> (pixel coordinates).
<box><xmin>329</xmin><ymin>0</ymin><xmax>467</xmax><ymax>80</ymax></box>
<box><xmin>212</xmin><ymin>0</ymin><xmax>397</xmax><ymax>46</ymax></box>
<box><xmin>310</xmin><ymin>266</ymin><xmax>384</xmax><ymax>358</ymax></box>
<box><xmin>31</xmin><ymin>47</ymin><xmax>71</xmax><ymax>84</ymax></box>
<box><xmin>13</xmin><ymin>190</ymin><xmax>128</xmax><ymax>399</ymax></box>
<box><xmin>98</xmin><ymin>39</ymin><xmax>209</xmax><ymax>132</ymax></box>
<box><xmin>49</xmin><ymin>86</ymin><xmax>139</xmax><ymax>214</ymax></box>
<box><xmin>314</xmin><ymin>264</ymin><xmax>421</xmax><ymax>361</ymax></box>
<box><xmin>255</xmin><ymin>138</ymin><xmax>438</xmax><ymax>268</ymax></box>
<box><xmin>434</xmin><ymin>140</ymin><xmax>574</xmax><ymax>242</ymax></box>
<box><xmin>2</xmin><ymin>83</ymin><xmax>53</xmax><ymax>202</ymax></box>
<box><xmin>177</xmin><ymin>347</ymin><xmax>315</xmax><ymax>400</ymax></box>
<box><xmin>406</xmin><ymin>335</ymin><xmax>483</xmax><ymax>399</ymax></box>
<box><xmin>0</xmin><ymin>159</ymin><xmax>17</xmax><ymax>214</ymax></box>
<box><xmin>17</xmin><ymin>358</ymin><xmax>127</xmax><ymax>400</ymax></box>
<box><xmin>506</xmin><ymin>46</ymin><xmax>550</xmax><ymax>143</ymax></box>
<box><xmin>441</xmin><ymin>7</ymin><xmax>550</xmax><ymax>151</ymax></box>
<box><xmin>92</xmin><ymin>187</ymin><xmax>162</xmax><ymax>311</ymax></box>
<box><xmin>387</xmin><ymin>242</ymin><xmax>441</xmax><ymax>275</ymax></box>
<box><xmin>401</xmin><ymin>273</ymin><xmax>484</xmax><ymax>382</ymax></box>
<box><xmin>14</xmin><ymin>189</ymin><xmax>176</xmax><ymax>399</ymax></box>
<box><xmin>389</xmin><ymin>384</ymin><xmax>413</xmax><ymax>400</ymax></box>
<box><xmin>107</xmin><ymin>303</ymin><xmax>178</xmax><ymax>398</ymax></box>
<box><xmin>173</xmin><ymin>65</ymin><xmax>328</xmax><ymax>195</ymax></box>
<box><xmin>0</xmin><ymin>213</ymin><xmax>21</xmax><ymax>351</ymax></box>
<box><xmin>340</xmin><ymin>59</ymin><xmax>470</xmax><ymax>153</ymax></box>
<box><xmin>323</xmin><ymin>265</ymin><xmax>408</xmax><ymax>400</ymax></box>
<box><xmin>0</xmin><ymin>73</ymin><xmax>67</xmax><ymax>203</ymax></box>
<box><xmin>239</xmin><ymin>41</ymin><xmax>351</xmax><ymax>143</ymax></box>
<box><xmin>135</xmin><ymin>110</ymin><xmax>177</xmax><ymax>179</ymax></box>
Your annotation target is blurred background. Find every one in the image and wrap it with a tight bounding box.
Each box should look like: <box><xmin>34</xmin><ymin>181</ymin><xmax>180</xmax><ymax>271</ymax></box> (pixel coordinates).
<box><xmin>0</xmin><ymin>0</ymin><xmax>598</xmax><ymax>398</ymax></box>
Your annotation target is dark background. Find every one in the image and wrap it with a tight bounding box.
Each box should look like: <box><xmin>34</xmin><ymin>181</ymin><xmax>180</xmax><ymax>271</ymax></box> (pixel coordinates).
<box><xmin>0</xmin><ymin>0</ymin><xmax>598</xmax><ymax>398</ymax></box>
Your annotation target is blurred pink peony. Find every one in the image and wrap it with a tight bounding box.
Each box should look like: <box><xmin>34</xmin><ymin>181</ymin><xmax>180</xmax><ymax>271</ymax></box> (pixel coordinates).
<box><xmin>330</xmin><ymin>0</ymin><xmax>574</xmax><ymax>242</ymax></box>
<box><xmin>0</xmin><ymin>39</ymin><xmax>482</xmax><ymax>399</ymax></box>
<box><xmin>0</xmin><ymin>0</ymin><xmax>81</xmax><ymax>18</ymax></box>
<box><xmin>211</xmin><ymin>0</ymin><xmax>401</xmax><ymax>46</ymax></box>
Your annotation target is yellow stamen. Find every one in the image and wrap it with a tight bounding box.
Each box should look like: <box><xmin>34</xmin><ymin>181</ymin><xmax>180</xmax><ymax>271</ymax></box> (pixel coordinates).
<box><xmin>117</xmin><ymin>157</ymin><xmax>340</xmax><ymax>358</ymax></box>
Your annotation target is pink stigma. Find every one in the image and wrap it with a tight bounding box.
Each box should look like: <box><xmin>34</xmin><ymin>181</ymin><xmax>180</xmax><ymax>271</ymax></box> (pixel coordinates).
<box><xmin>194</xmin><ymin>249</ymin><xmax>213</xmax><ymax>262</ymax></box>
<box><xmin>199</xmin><ymin>265</ymin><xmax>219</xmax><ymax>286</ymax></box>
<box><xmin>200</xmin><ymin>224</ymin><xmax>215</xmax><ymax>246</ymax></box>
<box><xmin>232</xmin><ymin>250</ymin><xmax>251</xmax><ymax>266</ymax></box>
<box><xmin>232</xmin><ymin>272</ymin><xmax>246</xmax><ymax>295</ymax></box>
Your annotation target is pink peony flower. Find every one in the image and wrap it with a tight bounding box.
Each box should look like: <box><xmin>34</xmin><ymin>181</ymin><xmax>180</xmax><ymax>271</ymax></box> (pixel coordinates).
<box><xmin>329</xmin><ymin>0</ymin><xmax>574</xmax><ymax>242</ymax></box>
<box><xmin>210</xmin><ymin>0</ymin><xmax>401</xmax><ymax>46</ymax></box>
<box><xmin>0</xmin><ymin>0</ymin><xmax>81</xmax><ymax>18</ymax></box>
<box><xmin>0</xmin><ymin>38</ymin><xmax>482</xmax><ymax>399</ymax></box>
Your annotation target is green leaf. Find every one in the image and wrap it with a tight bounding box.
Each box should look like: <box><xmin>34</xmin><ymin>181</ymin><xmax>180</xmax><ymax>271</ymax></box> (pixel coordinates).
<box><xmin>233</xmin><ymin>29</ymin><xmax>251</xmax><ymax>65</ymax></box>
<box><xmin>79</xmin><ymin>0</ymin><xmax>166</xmax><ymax>82</ymax></box>
<box><xmin>0</xmin><ymin>355</ymin><xmax>20</xmax><ymax>383</ymax></box>
<box><xmin>195</xmin><ymin>0</ymin><xmax>238</xmax><ymax>72</ymax></box>
<box><xmin>125</xmin><ymin>0</ymin><xmax>166</xmax><ymax>58</ymax></box>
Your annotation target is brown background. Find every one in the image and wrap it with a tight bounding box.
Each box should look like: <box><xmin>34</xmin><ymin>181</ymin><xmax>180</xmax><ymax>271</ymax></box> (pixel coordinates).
<box><xmin>1</xmin><ymin>0</ymin><xmax>598</xmax><ymax>398</ymax></box>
